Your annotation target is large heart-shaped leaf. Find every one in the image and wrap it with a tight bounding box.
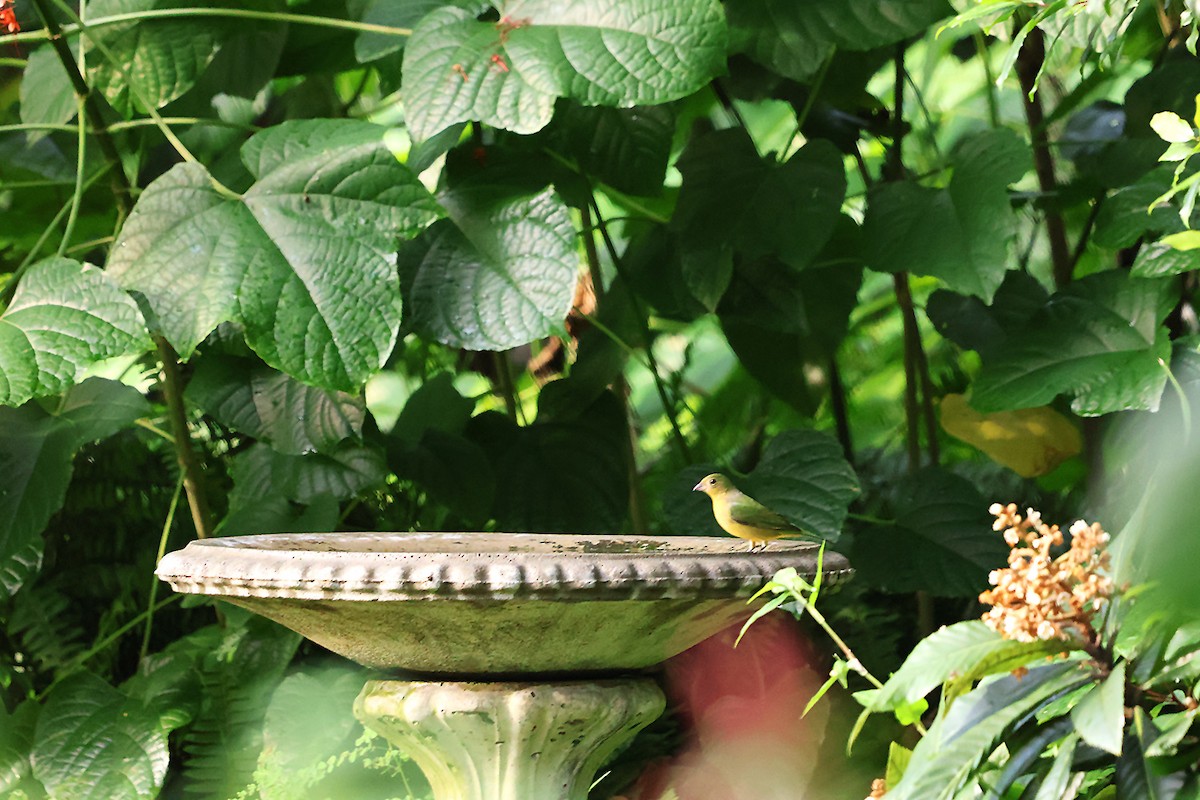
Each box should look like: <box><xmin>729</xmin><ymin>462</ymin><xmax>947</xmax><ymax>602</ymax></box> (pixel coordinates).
<box><xmin>19</xmin><ymin>45</ymin><xmax>77</xmax><ymax>132</ymax></box>
<box><xmin>86</xmin><ymin>0</ymin><xmax>239</xmax><ymax>116</ymax></box>
<box><xmin>402</xmin><ymin>0</ymin><xmax>727</xmax><ymax>140</ymax></box>
<box><xmin>727</xmin><ymin>0</ymin><xmax>952</xmax><ymax>81</ymax></box>
<box><xmin>228</xmin><ymin>442</ymin><xmax>387</xmax><ymax>508</ymax></box>
<box><xmin>848</xmin><ymin>468</ymin><xmax>1007</xmax><ymax>596</ymax></box>
<box><xmin>971</xmin><ymin>271</ymin><xmax>1173</xmax><ymax>415</ymax></box>
<box><xmin>0</xmin><ymin>379</ymin><xmax>148</xmax><ymax>601</ymax></box>
<box><xmin>403</xmin><ymin>187</ymin><xmax>579</xmax><ymax>351</ymax></box>
<box><xmin>0</xmin><ymin>257</ymin><xmax>149</xmax><ymax>408</ymax></box>
<box><xmin>553</xmin><ymin>103</ymin><xmax>675</xmax><ymax>197</ymax></box>
<box><xmin>31</xmin><ymin>673</ymin><xmax>169</xmax><ymax>800</ymax></box>
<box><xmin>186</xmin><ymin>355</ymin><xmax>364</xmax><ymax>455</ymax></box>
<box><xmin>736</xmin><ymin>429</ymin><xmax>860</xmax><ymax>541</ymax></box>
<box><xmin>864</xmin><ymin>130</ymin><xmax>1029</xmax><ymax>301</ymax></box>
<box><xmin>468</xmin><ymin>391</ymin><xmax>629</xmax><ymax>533</ymax></box>
<box><xmin>108</xmin><ymin>120</ymin><xmax>444</xmax><ymax>390</ymax></box>
<box><xmin>674</xmin><ymin>132</ymin><xmax>847</xmax><ymax>270</ymax></box>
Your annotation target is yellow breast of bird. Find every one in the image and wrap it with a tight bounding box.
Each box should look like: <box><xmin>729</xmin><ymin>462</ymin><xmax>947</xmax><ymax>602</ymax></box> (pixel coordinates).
<box><xmin>713</xmin><ymin>501</ymin><xmax>784</xmax><ymax>543</ymax></box>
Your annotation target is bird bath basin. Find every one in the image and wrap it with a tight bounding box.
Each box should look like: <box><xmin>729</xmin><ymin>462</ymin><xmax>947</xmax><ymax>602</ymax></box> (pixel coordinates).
<box><xmin>157</xmin><ymin>532</ymin><xmax>848</xmax><ymax>799</ymax></box>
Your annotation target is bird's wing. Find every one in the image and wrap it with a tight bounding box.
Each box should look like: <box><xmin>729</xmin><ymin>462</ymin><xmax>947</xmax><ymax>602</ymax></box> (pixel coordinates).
<box><xmin>726</xmin><ymin>494</ymin><xmax>801</xmax><ymax>532</ymax></box>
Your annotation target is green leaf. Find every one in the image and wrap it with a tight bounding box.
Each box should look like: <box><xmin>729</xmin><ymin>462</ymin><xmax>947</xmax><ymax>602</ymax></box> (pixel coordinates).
<box><xmin>261</xmin><ymin>664</ymin><xmax>364</xmax><ymax>771</ymax></box>
<box><xmin>674</xmin><ymin>133</ymin><xmax>847</xmax><ymax>270</ymax></box>
<box><xmin>0</xmin><ymin>701</ymin><xmax>38</xmax><ymax>794</ymax></box>
<box><xmin>469</xmin><ymin>390</ymin><xmax>629</xmax><ymax>533</ymax></box>
<box><xmin>186</xmin><ymin>356</ymin><xmax>365</xmax><ymax>455</ymax></box>
<box><xmin>402</xmin><ymin>187</ymin><xmax>578</xmax><ymax>351</ymax></box>
<box><xmin>864</xmin><ymin>130</ymin><xmax>1030</xmax><ymax>300</ymax></box>
<box><xmin>1070</xmin><ymin>662</ymin><xmax>1126</xmax><ymax>755</ymax></box>
<box><xmin>218</xmin><ymin>493</ymin><xmax>339</xmax><ymax>538</ymax></box>
<box><xmin>859</xmin><ymin>621</ymin><xmax>1068</xmax><ymax>715</ymax></box>
<box><xmin>121</xmin><ymin>626</ymin><xmax>224</xmax><ymax>734</ymax></box>
<box><xmin>885</xmin><ymin>663</ymin><xmax>1091</xmax><ymax>800</ymax></box>
<box><xmin>1092</xmin><ymin>170</ymin><xmax>1181</xmax><ymax>250</ymax></box>
<box><xmin>885</xmin><ymin>742</ymin><xmax>914</xmax><ymax>790</ymax></box>
<box><xmin>0</xmin><ymin>257</ymin><xmax>149</xmax><ymax>407</ymax></box>
<box><xmin>727</xmin><ymin>0</ymin><xmax>952</xmax><ymax>81</ymax></box>
<box><xmin>736</xmin><ymin>429</ymin><xmax>860</xmax><ymax>542</ymax></box>
<box><xmin>1033</xmin><ymin>733</ymin><xmax>1079</xmax><ymax>800</ymax></box>
<box><xmin>0</xmin><ymin>379</ymin><xmax>148</xmax><ymax>601</ymax></box>
<box><xmin>108</xmin><ymin>120</ymin><xmax>444</xmax><ymax>390</ymax></box>
<box><xmin>1150</xmin><ymin>111</ymin><xmax>1196</xmax><ymax>143</ymax></box>
<box><xmin>1132</xmin><ymin>240</ymin><xmax>1200</xmax><ymax>277</ymax></box>
<box><xmin>19</xmin><ymin>44</ymin><xmax>77</xmax><ymax>133</ymax></box>
<box><xmin>31</xmin><ymin>673</ymin><xmax>170</xmax><ymax>800</ymax></box>
<box><xmin>848</xmin><ymin>468</ymin><xmax>1008</xmax><ymax>596</ymax></box>
<box><xmin>554</xmin><ymin>103</ymin><xmax>675</xmax><ymax>197</ymax></box>
<box><xmin>1117</xmin><ymin>709</ymin><xmax>1187</xmax><ymax>800</ymax></box>
<box><xmin>401</xmin><ymin>0</ymin><xmax>727</xmax><ymax>140</ymax></box>
<box><xmin>388</xmin><ymin>372</ymin><xmax>474</xmax><ymax>445</ymax></box>
<box><xmin>354</xmin><ymin>0</ymin><xmax>444</xmax><ymax>62</ymax></box>
<box><xmin>1161</xmin><ymin>230</ymin><xmax>1200</xmax><ymax>251</ymax></box>
<box><xmin>971</xmin><ymin>271</ymin><xmax>1174</xmax><ymax>415</ymax></box>
<box><xmin>228</xmin><ymin>442</ymin><xmax>387</xmax><ymax>508</ymax></box>
<box><xmin>86</xmin><ymin>0</ymin><xmax>239</xmax><ymax>116</ymax></box>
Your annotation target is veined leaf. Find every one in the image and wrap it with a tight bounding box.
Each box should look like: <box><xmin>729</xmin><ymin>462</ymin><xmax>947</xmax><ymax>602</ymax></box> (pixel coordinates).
<box><xmin>31</xmin><ymin>673</ymin><xmax>170</xmax><ymax>800</ymax></box>
<box><xmin>402</xmin><ymin>0</ymin><xmax>726</xmax><ymax>139</ymax></box>
<box><xmin>738</xmin><ymin>429</ymin><xmax>860</xmax><ymax>541</ymax></box>
<box><xmin>108</xmin><ymin>120</ymin><xmax>444</xmax><ymax>391</ymax></box>
<box><xmin>848</xmin><ymin>468</ymin><xmax>1008</xmax><ymax>596</ymax></box>
<box><xmin>971</xmin><ymin>271</ymin><xmax>1174</xmax><ymax>415</ymax></box>
<box><xmin>0</xmin><ymin>257</ymin><xmax>149</xmax><ymax>408</ymax></box>
<box><xmin>403</xmin><ymin>187</ymin><xmax>579</xmax><ymax>351</ymax></box>
<box><xmin>86</xmin><ymin>0</ymin><xmax>239</xmax><ymax>116</ymax></box>
<box><xmin>186</xmin><ymin>355</ymin><xmax>365</xmax><ymax>455</ymax></box>
<box><xmin>857</xmin><ymin>621</ymin><xmax>1070</xmax><ymax>715</ymax></box>
<box><xmin>885</xmin><ymin>663</ymin><xmax>1092</xmax><ymax>800</ymax></box>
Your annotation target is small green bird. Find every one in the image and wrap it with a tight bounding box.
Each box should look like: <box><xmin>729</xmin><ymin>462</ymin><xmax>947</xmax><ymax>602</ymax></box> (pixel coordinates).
<box><xmin>692</xmin><ymin>473</ymin><xmax>810</xmax><ymax>552</ymax></box>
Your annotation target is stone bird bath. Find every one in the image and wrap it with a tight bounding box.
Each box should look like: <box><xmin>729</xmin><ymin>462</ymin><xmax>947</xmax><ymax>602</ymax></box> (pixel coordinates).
<box><xmin>157</xmin><ymin>532</ymin><xmax>847</xmax><ymax>800</ymax></box>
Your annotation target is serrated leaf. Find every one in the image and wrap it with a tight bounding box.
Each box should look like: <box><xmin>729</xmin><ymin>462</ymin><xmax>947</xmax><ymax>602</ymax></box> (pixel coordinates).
<box><xmin>186</xmin><ymin>356</ymin><xmax>364</xmax><ymax>455</ymax></box>
<box><xmin>402</xmin><ymin>0</ymin><xmax>727</xmax><ymax>140</ymax></box>
<box><xmin>674</xmin><ymin>133</ymin><xmax>847</xmax><ymax>270</ymax></box>
<box><xmin>86</xmin><ymin>0</ymin><xmax>239</xmax><ymax>116</ymax></box>
<box><xmin>1070</xmin><ymin>662</ymin><xmax>1126</xmax><ymax>755</ymax></box>
<box><xmin>860</xmin><ymin>621</ymin><xmax>1069</xmax><ymax>715</ymax></box>
<box><xmin>108</xmin><ymin>120</ymin><xmax>444</xmax><ymax>390</ymax></box>
<box><xmin>469</xmin><ymin>391</ymin><xmax>628</xmax><ymax>533</ymax></box>
<box><xmin>864</xmin><ymin>130</ymin><xmax>1029</xmax><ymax>300</ymax></box>
<box><xmin>403</xmin><ymin>187</ymin><xmax>579</xmax><ymax>351</ymax></box>
<box><xmin>0</xmin><ymin>379</ymin><xmax>147</xmax><ymax>601</ymax></box>
<box><xmin>885</xmin><ymin>663</ymin><xmax>1090</xmax><ymax>800</ymax></box>
<box><xmin>727</xmin><ymin>0</ymin><xmax>952</xmax><ymax>81</ymax></box>
<box><xmin>31</xmin><ymin>673</ymin><xmax>169</xmax><ymax>800</ymax></box>
<box><xmin>849</xmin><ymin>468</ymin><xmax>1008</xmax><ymax>596</ymax></box>
<box><xmin>972</xmin><ymin>271</ymin><xmax>1174</xmax><ymax>415</ymax></box>
<box><xmin>0</xmin><ymin>257</ymin><xmax>149</xmax><ymax>407</ymax></box>
<box><xmin>734</xmin><ymin>429</ymin><xmax>860</xmax><ymax>541</ymax></box>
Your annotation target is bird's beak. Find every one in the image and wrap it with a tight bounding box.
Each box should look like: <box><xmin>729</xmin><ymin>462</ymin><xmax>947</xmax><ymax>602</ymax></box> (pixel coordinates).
<box><xmin>692</xmin><ymin>480</ymin><xmax>704</xmax><ymax>492</ymax></box>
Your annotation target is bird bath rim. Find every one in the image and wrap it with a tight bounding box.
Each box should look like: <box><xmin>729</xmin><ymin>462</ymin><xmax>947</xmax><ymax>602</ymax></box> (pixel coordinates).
<box><xmin>155</xmin><ymin>531</ymin><xmax>851</xmax><ymax>603</ymax></box>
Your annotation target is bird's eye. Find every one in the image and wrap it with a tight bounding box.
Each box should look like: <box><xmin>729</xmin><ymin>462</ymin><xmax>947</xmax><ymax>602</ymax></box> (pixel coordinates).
<box><xmin>709</xmin><ymin>478</ymin><xmax>716</xmax><ymax>485</ymax></box>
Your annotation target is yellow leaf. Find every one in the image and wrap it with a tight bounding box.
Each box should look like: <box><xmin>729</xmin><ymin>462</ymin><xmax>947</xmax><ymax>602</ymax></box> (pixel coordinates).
<box><xmin>940</xmin><ymin>394</ymin><xmax>1082</xmax><ymax>478</ymax></box>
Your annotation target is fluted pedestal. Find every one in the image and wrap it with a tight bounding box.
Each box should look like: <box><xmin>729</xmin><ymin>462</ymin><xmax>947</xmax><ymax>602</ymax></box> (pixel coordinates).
<box><xmin>354</xmin><ymin>679</ymin><xmax>665</xmax><ymax>800</ymax></box>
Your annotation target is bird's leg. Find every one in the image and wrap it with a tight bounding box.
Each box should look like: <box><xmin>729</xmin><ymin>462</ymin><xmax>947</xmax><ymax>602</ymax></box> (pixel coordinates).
<box><xmin>747</xmin><ymin>540</ymin><xmax>756</xmax><ymax>553</ymax></box>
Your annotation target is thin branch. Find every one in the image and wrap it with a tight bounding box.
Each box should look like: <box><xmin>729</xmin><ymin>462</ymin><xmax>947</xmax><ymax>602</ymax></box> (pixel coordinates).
<box><xmin>894</xmin><ymin>274</ymin><xmax>923</xmax><ymax>471</ymax></box>
<box><xmin>1014</xmin><ymin>24</ymin><xmax>1072</xmax><ymax>289</ymax></box>
<box><xmin>155</xmin><ymin>337</ymin><xmax>214</xmax><ymax>540</ymax></box>
<box><xmin>588</xmin><ymin>198</ymin><xmax>692</xmax><ymax>462</ymax></box>
<box><xmin>30</xmin><ymin>0</ymin><xmax>132</xmax><ymax>219</ymax></box>
<box><xmin>828</xmin><ymin>355</ymin><xmax>854</xmax><ymax>467</ymax></box>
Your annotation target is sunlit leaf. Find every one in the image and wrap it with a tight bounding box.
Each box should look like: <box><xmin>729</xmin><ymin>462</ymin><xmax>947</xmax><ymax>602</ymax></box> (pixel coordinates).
<box><xmin>109</xmin><ymin>120</ymin><xmax>444</xmax><ymax>390</ymax></box>
<box><xmin>402</xmin><ymin>0</ymin><xmax>727</xmax><ymax>139</ymax></box>
<box><xmin>0</xmin><ymin>257</ymin><xmax>149</xmax><ymax>408</ymax></box>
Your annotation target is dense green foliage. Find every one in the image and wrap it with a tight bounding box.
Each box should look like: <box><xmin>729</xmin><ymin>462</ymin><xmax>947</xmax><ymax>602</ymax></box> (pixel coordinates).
<box><xmin>2</xmin><ymin>0</ymin><xmax>1200</xmax><ymax>797</ymax></box>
